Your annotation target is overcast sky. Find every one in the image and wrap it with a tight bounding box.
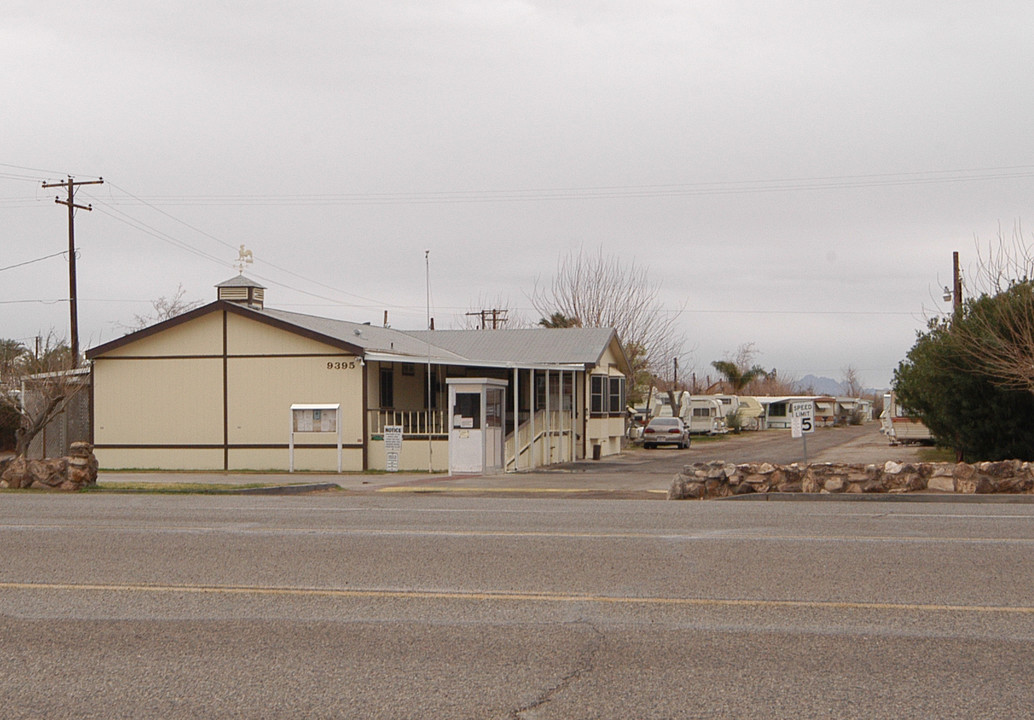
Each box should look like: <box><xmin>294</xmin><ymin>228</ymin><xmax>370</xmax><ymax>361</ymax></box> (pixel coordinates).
<box><xmin>5</xmin><ymin>1</ymin><xmax>1034</xmax><ymax>389</ymax></box>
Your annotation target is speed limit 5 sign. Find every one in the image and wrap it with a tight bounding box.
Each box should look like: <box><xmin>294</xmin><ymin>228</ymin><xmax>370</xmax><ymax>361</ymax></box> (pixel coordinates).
<box><xmin>790</xmin><ymin>402</ymin><xmax>815</xmax><ymax>435</ymax></box>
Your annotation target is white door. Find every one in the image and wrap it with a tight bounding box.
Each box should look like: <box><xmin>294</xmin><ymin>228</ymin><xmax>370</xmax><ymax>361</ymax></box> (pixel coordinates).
<box><xmin>449</xmin><ymin>392</ymin><xmax>483</xmax><ymax>474</ymax></box>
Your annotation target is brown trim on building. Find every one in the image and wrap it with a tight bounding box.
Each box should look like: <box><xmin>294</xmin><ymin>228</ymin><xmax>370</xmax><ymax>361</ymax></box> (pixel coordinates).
<box><xmin>93</xmin><ymin>354</ymin><xmax>222</xmax><ymax>361</ymax></box>
<box><xmin>234</xmin><ymin>353</ymin><xmax>358</xmax><ymax>360</ymax></box>
<box><xmin>361</xmin><ymin>360</ymin><xmax>369</xmax><ymax>471</ymax></box>
<box><xmin>85</xmin><ymin>300</ymin><xmax>365</xmax><ymax>359</ymax></box>
<box><xmin>94</xmin><ymin>444</ymin><xmax>225</xmax><ymax>450</ymax></box>
<box><xmin>94</xmin><ymin>353</ymin><xmax>356</xmax><ymax>361</ymax></box>
<box><xmin>223</xmin><ymin>310</ymin><xmax>229</xmax><ymax>471</ymax></box>
<box><xmin>581</xmin><ymin>373</ymin><xmax>588</xmax><ymax>460</ymax></box>
<box><xmin>86</xmin><ymin>302</ymin><xmax>224</xmax><ymax>358</ymax></box>
<box><xmin>234</xmin><ymin>443</ymin><xmax>365</xmax><ymax>450</ymax></box>
<box><xmin>223</xmin><ymin>302</ymin><xmax>365</xmax><ymax>355</ymax></box>
<box><xmin>94</xmin><ymin>443</ymin><xmax>365</xmax><ymax>451</ymax></box>
<box><xmin>89</xmin><ymin>365</ymin><xmax>95</xmax><ymax>445</ymax></box>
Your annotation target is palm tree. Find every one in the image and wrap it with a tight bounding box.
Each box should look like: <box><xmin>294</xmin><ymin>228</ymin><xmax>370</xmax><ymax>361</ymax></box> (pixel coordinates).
<box><xmin>538</xmin><ymin>312</ymin><xmax>581</xmax><ymax>328</ymax></box>
<box><xmin>711</xmin><ymin>360</ymin><xmax>769</xmax><ymax>394</ymax></box>
<box><xmin>0</xmin><ymin>339</ymin><xmax>28</xmax><ymax>384</ymax></box>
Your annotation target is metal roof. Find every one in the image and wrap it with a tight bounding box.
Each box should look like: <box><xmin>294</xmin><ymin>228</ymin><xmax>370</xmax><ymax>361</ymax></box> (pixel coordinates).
<box><xmin>407</xmin><ymin>327</ymin><xmax>618</xmax><ymax>367</ymax></box>
<box><xmin>250</xmin><ymin>309</ymin><xmax>621</xmax><ymax>369</ymax></box>
<box><xmin>215</xmin><ymin>274</ymin><xmax>266</xmax><ymax>289</ymax></box>
<box><xmin>88</xmin><ymin>299</ymin><xmax>627</xmax><ymax>372</ymax></box>
<box><xmin>254</xmin><ymin>307</ymin><xmax>466</xmax><ymax>360</ymax></box>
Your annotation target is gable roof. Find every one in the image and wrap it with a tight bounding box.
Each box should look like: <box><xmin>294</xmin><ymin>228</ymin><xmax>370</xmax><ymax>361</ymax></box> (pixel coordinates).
<box><xmin>87</xmin><ymin>301</ymin><xmax>630</xmax><ymax>373</ymax></box>
<box><xmin>407</xmin><ymin>327</ymin><xmax>622</xmax><ymax>368</ymax></box>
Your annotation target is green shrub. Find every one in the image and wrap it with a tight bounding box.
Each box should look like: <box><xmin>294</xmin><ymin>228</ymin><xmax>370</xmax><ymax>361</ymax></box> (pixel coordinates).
<box><xmin>726</xmin><ymin>410</ymin><xmax>742</xmax><ymax>433</ymax></box>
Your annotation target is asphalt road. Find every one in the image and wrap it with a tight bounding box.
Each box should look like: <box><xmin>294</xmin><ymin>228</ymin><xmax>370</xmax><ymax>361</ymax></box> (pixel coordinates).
<box><xmin>2</xmin><ymin>493</ymin><xmax>1033</xmax><ymax>718</ymax></box>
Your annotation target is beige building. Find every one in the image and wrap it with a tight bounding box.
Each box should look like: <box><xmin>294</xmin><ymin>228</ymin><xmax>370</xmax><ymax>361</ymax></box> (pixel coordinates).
<box><xmin>86</xmin><ymin>276</ymin><xmax>631</xmax><ymax>472</ymax></box>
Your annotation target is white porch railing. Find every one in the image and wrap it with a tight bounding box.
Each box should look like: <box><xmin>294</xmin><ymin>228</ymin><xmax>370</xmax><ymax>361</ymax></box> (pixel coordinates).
<box><xmin>506</xmin><ymin>409</ymin><xmax>576</xmax><ymax>471</ymax></box>
<box><xmin>368</xmin><ymin>409</ymin><xmax>448</xmax><ymax>436</ymax></box>
<box><xmin>367</xmin><ymin>408</ymin><xmax>575</xmax><ymax>470</ymax></box>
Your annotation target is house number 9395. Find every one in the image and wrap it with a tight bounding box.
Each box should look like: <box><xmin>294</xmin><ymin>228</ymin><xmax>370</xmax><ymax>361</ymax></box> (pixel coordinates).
<box><xmin>327</xmin><ymin>360</ymin><xmax>357</xmax><ymax>370</ymax></box>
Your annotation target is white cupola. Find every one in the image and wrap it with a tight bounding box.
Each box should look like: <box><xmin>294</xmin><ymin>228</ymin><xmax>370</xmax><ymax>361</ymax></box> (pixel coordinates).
<box><xmin>215</xmin><ymin>275</ymin><xmax>266</xmax><ymax>309</ymax></box>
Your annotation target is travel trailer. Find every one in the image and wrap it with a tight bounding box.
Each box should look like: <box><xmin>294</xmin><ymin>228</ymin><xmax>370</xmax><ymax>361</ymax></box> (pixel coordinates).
<box><xmin>731</xmin><ymin>395</ymin><xmax>765</xmax><ymax>431</ymax></box>
<box><xmin>881</xmin><ymin>392</ymin><xmax>933</xmax><ymax>444</ymax></box>
<box><xmin>684</xmin><ymin>396</ymin><xmax>728</xmax><ymax>435</ymax></box>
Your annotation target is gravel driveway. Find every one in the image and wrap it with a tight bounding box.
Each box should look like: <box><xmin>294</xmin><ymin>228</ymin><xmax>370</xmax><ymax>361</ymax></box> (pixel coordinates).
<box><xmin>620</xmin><ymin>422</ymin><xmax>927</xmax><ymax>472</ymax></box>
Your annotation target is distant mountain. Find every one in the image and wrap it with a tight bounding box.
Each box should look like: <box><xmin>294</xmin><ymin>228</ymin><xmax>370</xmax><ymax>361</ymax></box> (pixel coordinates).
<box><xmin>797</xmin><ymin>375</ymin><xmax>844</xmax><ymax>395</ymax></box>
<box><xmin>796</xmin><ymin>375</ymin><xmax>889</xmax><ymax>396</ymax></box>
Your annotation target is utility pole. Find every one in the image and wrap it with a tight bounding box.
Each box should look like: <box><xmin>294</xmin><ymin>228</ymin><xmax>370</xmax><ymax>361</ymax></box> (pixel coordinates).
<box><xmin>466</xmin><ymin>309</ymin><xmax>507</xmax><ymax>329</ymax></box>
<box><xmin>42</xmin><ymin>176</ymin><xmax>104</xmax><ymax>368</ymax></box>
<box><xmin>952</xmin><ymin>250</ymin><xmax>963</xmax><ymax>317</ymax></box>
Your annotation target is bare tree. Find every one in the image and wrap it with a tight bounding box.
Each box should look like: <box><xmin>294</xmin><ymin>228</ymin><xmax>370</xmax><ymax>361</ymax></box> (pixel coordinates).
<box><xmin>951</xmin><ymin>224</ymin><xmax>1034</xmax><ymax>392</ymax></box>
<box><xmin>953</xmin><ymin>282</ymin><xmax>1034</xmax><ymax>391</ymax></box>
<box><xmin>0</xmin><ymin>332</ymin><xmax>87</xmax><ymax>457</ymax></box>
<box><xmin>840</xmin><ymin>365</ymin><xmax>863</xmax><ymax>397</ymax></box>
<box><xmin>123</xmin><ymin>284</ymin><xmax>202</xmax><ymax>331</ymax></box>
<box><xmin>971</xmin><ymin>221</ymin><xmax>1034</xmax><ymax>295</ymax></box>
<box><xmin>751</xmin><ymin>367</ymin><xmax>801</xmax><ymax>396</ymax></box>
<box><xmin>530</xmin><ymin>247</ymin><xmax>686</xmax><ymax>400</ymax></box>
<box><xmin>651</xmin><ymin>353</ymin><xmax>693</xmax><ymax>415</ymax></box>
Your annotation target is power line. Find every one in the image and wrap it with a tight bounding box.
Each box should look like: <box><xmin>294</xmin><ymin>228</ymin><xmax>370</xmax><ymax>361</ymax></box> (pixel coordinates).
<box><xmin>89</xmin><ymin>182</ymin><xmax>397</xmax><ymax>309</ymax></box>
<box><xmin>0</xmin><ymin>298</ymin><xmax>68</xmax><ymax>305</ymax></box>
<box><xmin>79</xmin><ymin>164</ymin><xmax>1034</xmax><ymax>207</ymax></box>
<box><xmin>0</xmin><ymin>250</ymin><xmax>67</xmax><ymax>273</ymax></box>
<box><xmin>88</xmin><ymin>201</ymin><xmax>393</xmax><ymax>311</ymax></box>
<box><xmin>0</xmin><ymin>162</ymin><xmax>101</xmax><ymax>180</ymax></box>
<box><xmin>89</xmin><ymin>202</ymin><xmax>229</xmax><ymax>267</ymax></box>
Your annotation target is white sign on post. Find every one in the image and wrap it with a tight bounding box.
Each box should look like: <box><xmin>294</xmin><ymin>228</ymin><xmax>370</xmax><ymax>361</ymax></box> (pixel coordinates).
<box><xmin>790</xmin><ymin>401</ymin><xmax>814</xmax><ymax>464</ymax></box>
<box><xmin>384</xmin><ymin>425</ymin><xmax>403</xmax><ymax>473</ymax></box>
<box><xmin>790</xmin><ymin>402</ymin><xmax>815</xmax><ymax>433</ymax></box>
<box><xmin>289</xmin><ymin>403</ymin><xmax>342</xmax><ymax>473</ymax></box>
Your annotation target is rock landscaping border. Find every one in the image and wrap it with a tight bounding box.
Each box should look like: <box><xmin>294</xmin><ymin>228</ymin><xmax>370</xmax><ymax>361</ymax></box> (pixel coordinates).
<box><xmin>668</xmin><ymin>460</ymin><xmax>1034</xmax><ymax>500</ymax></box>
<box><xmin>0</xmin><ymin>442</ymin><xmax>99</xmax><ymax>491</ymax></box>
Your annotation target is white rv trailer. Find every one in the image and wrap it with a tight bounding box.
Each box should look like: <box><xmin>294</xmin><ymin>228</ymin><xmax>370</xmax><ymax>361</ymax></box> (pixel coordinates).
<box><xmin>684</xmin><ymin>396</ymin><xmax>728</xmax><ymax>435</ymax></box>
<box><xmin>732</xmin><ymin>395</ymin><xmax>765</xmax><ymax>431</ymax></box>
<box><xmin>881</xmin><ymin>392</ymin><xmax>933</xmax><ymax>444</ymax></box>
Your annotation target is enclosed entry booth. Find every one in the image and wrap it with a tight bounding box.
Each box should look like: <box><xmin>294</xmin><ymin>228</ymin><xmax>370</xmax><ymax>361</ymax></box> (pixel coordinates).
<box><xmin>447</xmin><ymin>378</ymin><xmax>507</xmax><ymax>475</ymax></box>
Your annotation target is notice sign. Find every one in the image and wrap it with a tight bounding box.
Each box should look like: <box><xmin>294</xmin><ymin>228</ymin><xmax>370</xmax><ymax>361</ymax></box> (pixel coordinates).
<box><xmin>293</xmin><ymin>408</ymin><xmax>337</xmax><ymax>433</ymax></box>
<box><xmin>384</xmin><ymin>425</ymin><xmax>403</xmax><ymax>473</ymax></box>
<box><xmin>289</xmin><ymin>404</ymin><xmax>342</xmax><ymax>473</ymax></box>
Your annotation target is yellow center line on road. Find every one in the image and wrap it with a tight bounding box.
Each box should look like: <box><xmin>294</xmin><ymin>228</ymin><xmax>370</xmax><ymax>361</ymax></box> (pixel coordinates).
<box><xmin>3</xmin><ymin>581</ymin><xmax>1034</xmax><ymax>615</ymax></box>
